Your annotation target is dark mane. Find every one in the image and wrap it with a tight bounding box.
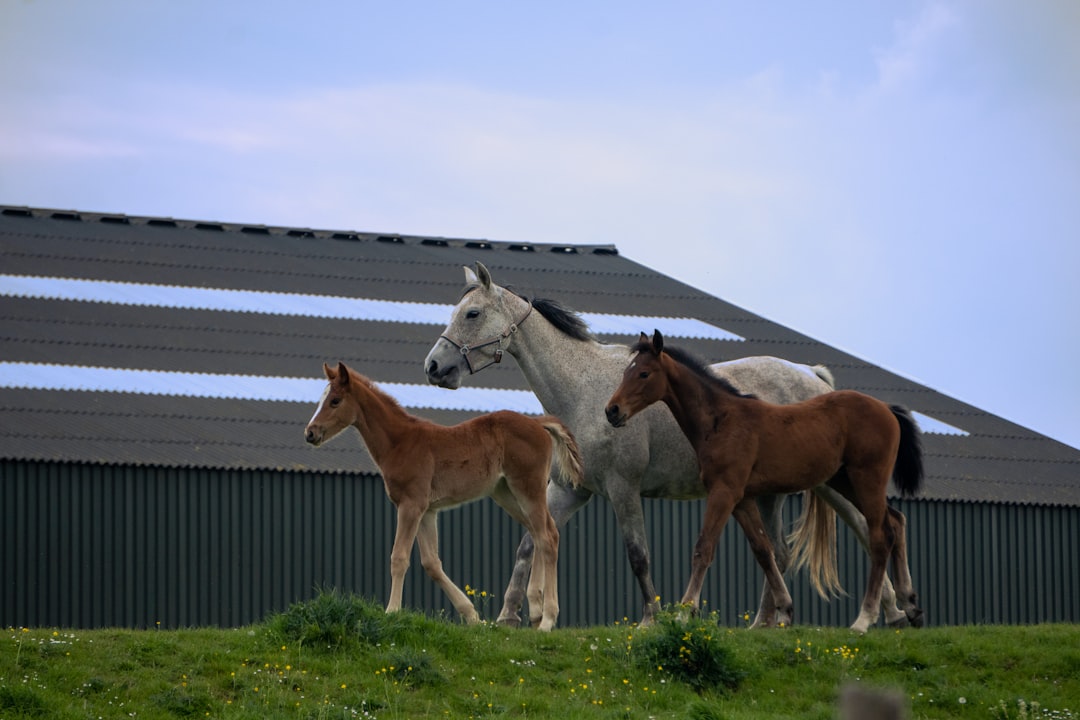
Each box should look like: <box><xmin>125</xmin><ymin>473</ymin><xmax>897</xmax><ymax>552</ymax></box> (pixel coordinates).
<box><xmin>531</xmin><ymin>297</ymin><xmax>595</xmax><ymax>342</ymax></box>
<box><xmin>630</xmin><ymin>339</ymin><xmax>754</xmax><ymax>399</ymax></box>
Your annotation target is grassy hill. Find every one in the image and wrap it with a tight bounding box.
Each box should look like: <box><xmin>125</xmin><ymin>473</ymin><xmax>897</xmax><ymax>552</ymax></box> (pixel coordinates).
<box><xmin>3</xmin><ymin>591</ymin><xmax>1078</xmax><ymax>719</ymax></box>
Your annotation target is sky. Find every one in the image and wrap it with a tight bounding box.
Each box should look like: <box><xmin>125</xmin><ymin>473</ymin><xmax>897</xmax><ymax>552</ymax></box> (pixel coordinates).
<box><xmin>2</xmin><ymin>1</ymin><xmax>1078</xmax><ymax>450</ymax></box>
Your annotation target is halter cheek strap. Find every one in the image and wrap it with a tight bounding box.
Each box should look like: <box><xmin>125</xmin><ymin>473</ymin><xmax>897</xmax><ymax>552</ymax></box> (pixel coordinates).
<box><xmin>440</xmin><ymin>302</ymin><xmax>533</xmax><ymax>374</ymax></box>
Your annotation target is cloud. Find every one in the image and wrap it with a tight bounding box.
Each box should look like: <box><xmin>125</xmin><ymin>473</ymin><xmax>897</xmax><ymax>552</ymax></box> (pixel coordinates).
<box><xmin>872</xmin><ymin>3</ymin><xmax>958</xmax><ymax>94</ymax></box>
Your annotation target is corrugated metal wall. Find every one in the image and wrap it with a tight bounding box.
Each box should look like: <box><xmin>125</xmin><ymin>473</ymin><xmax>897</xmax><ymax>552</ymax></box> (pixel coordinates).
<box><xmin>3</xmin><ymin>460</ymin><xmax>1078</xmax><ymax>628</ymax></box>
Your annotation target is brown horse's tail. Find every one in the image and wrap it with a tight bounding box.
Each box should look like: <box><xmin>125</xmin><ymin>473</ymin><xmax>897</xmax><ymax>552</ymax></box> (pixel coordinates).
<box><xmin>788</xmin><ymin>491</ymin><xmax>844</xmax><ymax>600</ymax></box>
<box><xmin>540</xmin><ymin>417</ymin><xmax>585</xmax><ymax>488</ymax></box>
<box><xmin>890</xmin><ymin>405</ymin><xmax>924</xmax><ymax>497</ymax></box>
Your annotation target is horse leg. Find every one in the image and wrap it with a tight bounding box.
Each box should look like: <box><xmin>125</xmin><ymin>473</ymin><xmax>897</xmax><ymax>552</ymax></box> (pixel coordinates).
<box><xmin>497</xmin><ymin>482</ymin><xmax>592</xmax><ymax>628</ymax></box>
<box><xmin>387</xmin><ymin>503</ymin><xmax>424</xmax><ymax>614</ymax></box>
<box><xmin>887</xmin><ymin>506</ymin><xmax>924</xmax><ymax>627</ymax></box>
<box><xmin>680</xmin><ymin>479</ymin><xmax>739</xmax><ymax>611</ymax></box>
<box><xmin>415</xmin><ymin>511</ymin><xmax>479</xmax><ymax>624</ymax></box>
<box><xmin>846</xmin><ymin>475</ymin><xmax>895</xmax><ymax>634</ymax></box>
<box><xmin>749</xmin><ymin>494</ymin><xmax>787</xmax><ymax>628</ymax></box>
<box><xmin>608</xmin><ymin>477</ymin><xmax>662</xmax><ymax>626</ymax></box>
<box><xmin>520</xmin><ymin>504</ymin><xmax>560</xmax><ymax>631</ymax></box>
<box><xmin>813</xmin><ymin>484</ymin><xmax>907</xmax><ymax>626</ymax></box>
<box><xmin>733</xmin><ymin>497</ymin><xmax>794</xmax><ymax>627</ymax></box>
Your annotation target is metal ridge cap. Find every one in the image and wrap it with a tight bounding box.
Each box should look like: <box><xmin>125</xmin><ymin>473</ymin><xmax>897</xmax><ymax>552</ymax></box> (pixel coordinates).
<box><xmin>0</xmin><ymin>204</ymin><xmax>619</xmax><ymax>254</ymax></box>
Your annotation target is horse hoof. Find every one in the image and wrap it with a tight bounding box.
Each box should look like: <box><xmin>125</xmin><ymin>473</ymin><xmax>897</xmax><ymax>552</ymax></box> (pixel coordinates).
<box><xmin>886</xmin><ymin>614</ymin><xmax>911</xmax><ymax>629</ymax></box>
<box><xmin>496</xmin><ymin>615</ymin><xmax>522</xmax><ymax>629</ymax></box>
<box><xmin>907</xmin><ymin>608</ymin><xmax>926</xmax><ymax>628</ymax></box>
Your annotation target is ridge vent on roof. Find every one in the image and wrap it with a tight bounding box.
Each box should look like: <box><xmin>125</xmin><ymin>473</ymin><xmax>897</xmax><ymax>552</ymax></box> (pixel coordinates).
<box><xmin>100</xmin><ymin>216</ymin><xmax>130</xmax><ymax>225</ymax></box>
<box><xmin>508</xmin><ymin>244</ymin><xmax>535</xmax><ymax>252</ymax></box>
<box><xmin>147</xmin><ymin>219</ymin><xmax>178</xmax><ymax>228</ymax></box>
<box><xmin>195</xmin><ymin>222</ymin><xmax>224</xmax><ymax>232</ymax></box>
<box><xmin>287</xmin><ymin>229</ymin><xmax>316</xmax><ymax>238</ymax></box>
<box><xmin>421</xmin><ymin>238</ymin><xmax>449</xmax><ymax>247</ymax></box>
<box><xmin>2</xmin><ymin>208</ymin><xmax>33</xmax><ymax>218</ymax></box>
<box><xmin>51</xmin><ymin>212</ymin><xmax>82</xmax><ymax>221</ymax></box>
<box><xmin>592</xmin><ymin>247</ymin><xmax>618</xmax><ymax>256</ymax></box>
<box><xmin>550</xmin><ymin>246</ymin><xmax>578</xmax><ymax>254</ymax></box>
<box><xmin>377</xmin><ymin>235</ymin><xmax>404</xmax><ymax>244</ymax></box>
<box><xmin>241</xmin><ymin>226</ymin><xmax>271</xmax><ymax>235</ymax></box>
<box><xmin>331</xmin><ymin>232</ymin><xmax>361</xmax><ymax>241</ymax></box>
<box><xmin>465</xmin><ymin>241</ymin><xmax>493</xmax><ymax>250</ymax></box>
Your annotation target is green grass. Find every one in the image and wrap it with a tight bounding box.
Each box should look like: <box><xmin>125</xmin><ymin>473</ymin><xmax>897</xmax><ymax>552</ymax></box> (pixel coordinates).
<box><xmin>2</xmin><ymin>591</ymin><xmax>1078</xmax><ymax>719</ymax></box>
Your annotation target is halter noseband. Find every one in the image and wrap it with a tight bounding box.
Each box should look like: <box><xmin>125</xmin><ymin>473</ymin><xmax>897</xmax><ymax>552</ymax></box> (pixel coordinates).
<box><xmin>439</xmin><ymin>301</ymin><xmax>533</xmax><ymax>374</ymax></box>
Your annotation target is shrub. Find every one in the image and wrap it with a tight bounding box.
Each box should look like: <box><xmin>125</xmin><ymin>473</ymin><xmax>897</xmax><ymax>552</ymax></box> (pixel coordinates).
<box><xmin>633</xmin><ymin>608</ymin><xmax>744</xmax><ymax>694</ymax></box>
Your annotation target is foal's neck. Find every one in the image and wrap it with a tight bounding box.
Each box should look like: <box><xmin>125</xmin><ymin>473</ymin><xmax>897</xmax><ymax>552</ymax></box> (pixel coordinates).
<box><xmin>347</xmin><ymin>373</ymin><xmax>414</xmax><ymax>465</ymax></box>
<box><xmin>662</xmin><ymin>359</ymin><xmax>741</xmax><ymax>447</ymax></box>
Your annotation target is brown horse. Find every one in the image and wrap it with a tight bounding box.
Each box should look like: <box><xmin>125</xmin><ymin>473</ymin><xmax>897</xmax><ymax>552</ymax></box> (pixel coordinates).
<box><xmin>604</xmin><ymin>332</ymin><xmax>923</xmax><ymax>633</ymax></box>
<box><xmin>305</xmin><ymin>362</ymin><xmax>583</xmax><ymax>631</ymax></box>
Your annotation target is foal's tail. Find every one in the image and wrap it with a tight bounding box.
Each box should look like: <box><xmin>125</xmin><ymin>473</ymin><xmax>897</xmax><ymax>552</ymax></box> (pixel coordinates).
<box><xmin>539</xmin><ymin>416</ymin><xmax>585</xmax><ymax>488</ymax></box>
<box><xmin>890</xmin><ymin>405</ymin><xmax>924</xmax><ymax>498</ymax></box>
<box><xmin>789</xmin><ymin>491</ymin><xmax>843</xmax><ymax>600</ymax></box>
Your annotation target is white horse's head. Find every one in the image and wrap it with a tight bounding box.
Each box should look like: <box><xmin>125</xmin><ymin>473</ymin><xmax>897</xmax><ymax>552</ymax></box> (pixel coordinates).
<box><xmin>424</xmin><ymin>262</ymin><xmax>529</xmax><ymax>388</ymax></box>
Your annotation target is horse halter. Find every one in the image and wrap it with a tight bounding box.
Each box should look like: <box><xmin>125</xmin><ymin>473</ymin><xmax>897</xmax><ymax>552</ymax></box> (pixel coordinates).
<box><xmin>439</xmin><ymin>301</ymin><xmax>533</xmax><ymax>374</ymax></box>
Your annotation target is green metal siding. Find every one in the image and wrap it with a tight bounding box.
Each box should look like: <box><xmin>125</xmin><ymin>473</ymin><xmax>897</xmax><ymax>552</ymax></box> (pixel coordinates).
<box><xmin>3</xmin><ymin>460</ymin><xmax>1078</xmax><ymax>628</ymax></box>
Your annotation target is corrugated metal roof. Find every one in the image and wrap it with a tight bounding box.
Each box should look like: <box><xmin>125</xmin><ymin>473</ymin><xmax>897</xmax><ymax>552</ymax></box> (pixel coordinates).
<box><xmin>2</xmin><ymin>205</ymin><xmax>1078</xmax><ymax>507</ymax></box>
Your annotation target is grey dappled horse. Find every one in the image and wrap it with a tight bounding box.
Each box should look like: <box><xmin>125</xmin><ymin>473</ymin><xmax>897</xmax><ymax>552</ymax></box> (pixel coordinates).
<box><xmin>424</xmin><ymin>262</ymin><xmax>922</xmax><ymax>628</ymax></box>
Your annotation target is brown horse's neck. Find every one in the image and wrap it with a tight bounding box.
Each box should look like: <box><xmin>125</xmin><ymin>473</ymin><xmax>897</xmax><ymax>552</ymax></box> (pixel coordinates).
<box><xmin>345</xmin><ymin>370</ymin><xmax>414</xmax><ymax>466</ymax></box>
<box><xmin>661</xmin><ymin>355</ymin><xmax>740</xmax><ymax>449</ymax></box>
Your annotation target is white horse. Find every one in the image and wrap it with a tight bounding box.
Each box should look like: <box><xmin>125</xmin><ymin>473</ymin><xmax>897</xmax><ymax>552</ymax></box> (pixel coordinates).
<box><xmin>424</xmin><ymin>262</ymin><xmax>922</xmax><ymax>628</ymax></box>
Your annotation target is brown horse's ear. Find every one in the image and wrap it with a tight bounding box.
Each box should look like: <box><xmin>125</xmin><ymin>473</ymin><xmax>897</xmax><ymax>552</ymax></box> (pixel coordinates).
<box><xmin>323</xmin><ymin>362</ymin><xmax>336</xmax><ymax>380</ymax></box>
<box><xmin>638</xmin><ymin>331</ymin><xmax>649</xmax><ymax>345</ymax></box>
<box><xmin>652</xmin><ymin>329</ymin><xmax>664</xmax><ymax>354</ymax></box>
<box><xmin>335</xmin><ymin>361</ymin><xmax>351</xmax><ymax>387</ymax></box>
<box><xmin>474</xmin><ymin>261</ymin><xmax>493</xmax><ymax>290</ymax></box>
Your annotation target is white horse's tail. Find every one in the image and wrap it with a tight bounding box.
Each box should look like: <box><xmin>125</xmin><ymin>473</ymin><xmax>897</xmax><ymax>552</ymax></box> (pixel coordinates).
<box><xmin>812</xmin><ymin>364</ymin><xmax>836</xmax><ymax>389</ymax></box>
<box><xmin>540</xmin><ymin>417</ymin><xmax>585</xmax><ymax>488</ymax></box>
<box><xmin>788</xmin><ymin>491</ymin><xmax>845</xmax><ymax>600</ymax></box>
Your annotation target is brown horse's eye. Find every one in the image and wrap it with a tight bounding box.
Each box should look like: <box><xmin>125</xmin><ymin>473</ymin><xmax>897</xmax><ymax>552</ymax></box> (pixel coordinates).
<box><xmin>639</xmin><ymin>371</ymin><xmax>649</xmax><ymax>379</ymax></box>
<box><xmin>330</xmin><ymin>397</ymin><xmax>341</xmax><ymax>408</ymax></box>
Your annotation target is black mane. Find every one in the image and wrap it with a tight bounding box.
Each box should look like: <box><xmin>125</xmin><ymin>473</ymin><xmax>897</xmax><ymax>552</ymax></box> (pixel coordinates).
<box><xmin>630</xmin><ymin>339</ymin><xmax>754</xmax><ymax>399</ymax></box>
<box><xmin>531</xmin><ymin>297</ymin><xmax>595</xmax><ymax>342</ymax></box>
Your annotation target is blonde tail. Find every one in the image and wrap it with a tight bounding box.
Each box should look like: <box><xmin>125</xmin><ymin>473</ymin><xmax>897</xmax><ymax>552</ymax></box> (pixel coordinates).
<box><xmin>788</xmin><ymin>491</ymin><xmax>844</xmax><ymax>599</ymax></box>
<box><xmin>540</xmin><ymin>417</ymin><xmax>585</xmax><ymax>488</ymax></box>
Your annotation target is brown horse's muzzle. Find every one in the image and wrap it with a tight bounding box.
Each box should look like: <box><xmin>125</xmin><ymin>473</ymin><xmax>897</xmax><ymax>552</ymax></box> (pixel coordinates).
<box><xmin>304</xmin><ymin>425</ymin><xmax>324</xmax><ymax>446</ymax></box>
<box><xmin>605</xmin><ymin>404</ymin><xmax>628</xmax><ymax>428</ymax></box>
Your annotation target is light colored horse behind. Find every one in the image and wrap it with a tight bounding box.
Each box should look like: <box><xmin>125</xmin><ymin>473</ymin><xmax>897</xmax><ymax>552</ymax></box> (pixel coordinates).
<box><xmin>305</xmin><ymin>361</ymin><xmax>583</xmax><ymax>630</ymax></box>
<box><xmin>424</xmin><ymin>262</ymin><xmax>922</xmax><ymax>629</ymax></box>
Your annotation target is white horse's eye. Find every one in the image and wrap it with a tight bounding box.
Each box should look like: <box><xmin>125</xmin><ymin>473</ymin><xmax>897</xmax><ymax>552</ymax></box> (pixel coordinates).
<box><xmin>465</xmin><ymin>309</ymin><xmax>480</xmax><ymax>319</ymax></box>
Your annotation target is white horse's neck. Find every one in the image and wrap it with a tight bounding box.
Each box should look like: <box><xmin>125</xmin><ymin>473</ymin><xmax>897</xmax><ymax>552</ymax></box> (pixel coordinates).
<box><xmin>500</xmin><ymin>291</ymin><xmax>626</xmax><ymax>422</ymax></box>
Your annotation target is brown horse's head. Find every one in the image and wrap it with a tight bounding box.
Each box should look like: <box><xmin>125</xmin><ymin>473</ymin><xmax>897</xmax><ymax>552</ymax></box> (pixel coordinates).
<box><xmin>304</xmin><ymin>362</ymin><xmax>356</xmax><ymax>446</ymax></box>
<box><xmin>605</xmin><ymin>330</ymin><xmax>669</xmax><ymax>428</ymax></box>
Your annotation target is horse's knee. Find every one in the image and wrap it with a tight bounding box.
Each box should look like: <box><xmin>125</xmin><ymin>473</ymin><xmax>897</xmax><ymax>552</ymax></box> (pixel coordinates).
<box><xmin>420</xmin><ymin>556</ymin><xmax>444</xmax><ymax>578</ymax></box>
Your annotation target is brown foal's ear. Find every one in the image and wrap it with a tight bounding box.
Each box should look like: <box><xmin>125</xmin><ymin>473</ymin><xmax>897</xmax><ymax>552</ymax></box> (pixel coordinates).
<box><xmin>335</xmin><ymin>361</ymin><xmax>350</xmax><ymax>386</ymax></box>
<box><xmin>638</xmin><ymin>331</ymin><xmax>650</xmax><ymax>345</ymax></box>
<box><xmin>323</xmin><ymin>362</ymin><xmax>336</xmax><ymax>380</ymax></box>
<box><xmin>652</xmin><ymin>329</ymin><xmax>664</xmax><ymax>354</ymax></box>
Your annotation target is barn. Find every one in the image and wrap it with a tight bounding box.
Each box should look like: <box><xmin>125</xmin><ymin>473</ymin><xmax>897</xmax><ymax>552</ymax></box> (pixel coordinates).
<box><xmin>2</xmin><ymin>205</ymin><xmax>1078</xmax><ymax>629</ymax></box>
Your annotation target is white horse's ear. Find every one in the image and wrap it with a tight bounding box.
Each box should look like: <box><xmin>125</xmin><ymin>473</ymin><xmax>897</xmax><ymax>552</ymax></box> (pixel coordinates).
<box><xmin>463</xmin><ymin>265</ymin><xmax>479</xmax><ymax>285</ymax></box>
<box><xmin>474</xmin><ymin>261</ymin><xmax>493</xmax><ymax>289</ymax></box>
